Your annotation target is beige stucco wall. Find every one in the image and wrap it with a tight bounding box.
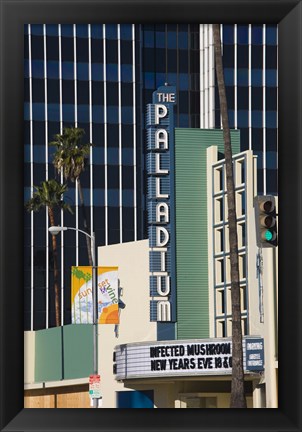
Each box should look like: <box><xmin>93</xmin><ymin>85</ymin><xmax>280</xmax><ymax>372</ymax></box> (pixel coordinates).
<box><xmin>207</xmin><ymin>147</ymin><xmax>263</xmax><ymax>338</ymax></box>
<box><xmin>97</xmin><ymin>239</ymin><xmax>157</xmax><ymax>408</ymax></box>
<box><xmin>24</xmin><ymin>237</ymin><xmax>266</xmax><ymax>409</ymax></box>
<box><xmin>24</xmin><ymin>331</ymin><xmax>35</xmax><ymax>385</ymax></box>
<box><xmin>207</xmin><ymin>146</ymin><xmax>278</xmax><ymax>408</ymax></box>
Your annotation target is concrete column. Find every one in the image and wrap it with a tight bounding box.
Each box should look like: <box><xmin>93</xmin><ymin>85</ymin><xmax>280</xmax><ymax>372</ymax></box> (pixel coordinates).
<box><xmin>252</xmin><ymin>380</ymin><xmax>264</xmax><ymax>408</ymax></box>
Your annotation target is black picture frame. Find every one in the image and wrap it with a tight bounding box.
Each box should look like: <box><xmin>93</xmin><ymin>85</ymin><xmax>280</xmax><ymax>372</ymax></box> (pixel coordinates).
<box><xmin>0</xmin><ymin>0</ymin><xmax>301</xmax><ymax>430</ymax></box>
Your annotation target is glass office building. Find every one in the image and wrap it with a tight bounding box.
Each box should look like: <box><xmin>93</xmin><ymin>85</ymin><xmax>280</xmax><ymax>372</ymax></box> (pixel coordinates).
<box><xmin>24</xmin><ymin>24</ymin><xmax>277</xmax><ymax>330</ymax></box>
<box><xmin>216</xmin><ymin>24</ymin><xmax>278</xmax><ymax>195</ymax></box>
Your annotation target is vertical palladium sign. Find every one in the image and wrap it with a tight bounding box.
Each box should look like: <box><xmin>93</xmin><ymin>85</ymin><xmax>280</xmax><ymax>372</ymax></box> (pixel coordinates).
<box><xmin>146</xmin><ymin>86</ymin><xmax>177</xmax><ymax>322</ymax></box>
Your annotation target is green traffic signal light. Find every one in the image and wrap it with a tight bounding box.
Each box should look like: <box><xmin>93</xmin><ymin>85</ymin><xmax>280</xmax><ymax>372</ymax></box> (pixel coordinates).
<box><xmin>264</xmin><ymin>230</ymin><xmax>273</xmax><ymax>241</ymax></box>
<box><xmin>254</xmin><ymin>195</ymin><xmax>278</xmax><ymax>248</ymax></box>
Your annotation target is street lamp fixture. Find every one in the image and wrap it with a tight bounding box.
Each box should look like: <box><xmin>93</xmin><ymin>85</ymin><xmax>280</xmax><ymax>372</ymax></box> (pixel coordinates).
<box><xmin>48</xmin><ymin>225</ymin><xmax>99</xmax><ymax>408</ymax></box>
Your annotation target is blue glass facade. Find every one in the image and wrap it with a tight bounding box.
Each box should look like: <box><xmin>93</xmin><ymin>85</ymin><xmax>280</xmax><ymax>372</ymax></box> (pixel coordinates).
<box><xmin>141</xmin><ymin>24</ymin><xmax>200</xmax><ymax>129</ymax></box>
<box><xmin>215</xmin><ymin>24</ymin><xmax>278</xmax><ymax>195</ymax></box>
<box><xmin>24</xmin><ymin>24</ymin><xmax>200</xmax><ymax>330</ymax></box>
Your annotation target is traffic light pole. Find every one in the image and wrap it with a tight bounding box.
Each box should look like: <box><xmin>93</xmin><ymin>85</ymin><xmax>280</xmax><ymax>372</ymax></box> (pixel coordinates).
<box><xmin>262</xmin><ymin>246</ymin><xmax>278</xmax><ymax>407</ymax></box>
<box><xmin>253</xmin><ymin>196</ymin><xmax>278</xmax><ymax>406</ymax></box>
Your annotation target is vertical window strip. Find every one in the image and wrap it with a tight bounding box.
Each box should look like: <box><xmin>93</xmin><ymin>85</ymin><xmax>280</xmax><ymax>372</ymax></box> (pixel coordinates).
<box><xmin>204</xmin><ymin>24</ymin><xmax>209</xmax><ymax>128</ymax></box>
<box><xmin>220</xmin><ymin>25</ymin><xmax>223</xmax><ymax>130</ymax></box>
<box><xmin>188</xmin><ymin>24</ymin><xmax>191</xmax><ymax>127</ymax></box>
<box><xmin>165</xmin><ymin>24</ymin><xmax>168</xmax><ymax>82</ymax></box>
<box><xmin>276</xmin><ymin>26</ymin><xmax>279</xmax><ymax>175</ymax></box>
<box><xmin>103</xmin><ymin>24</ymin><xmax>108</xmax><ymax>245</ymax></box>
<box><xmin>58</xmin><ymin>24</ymin><xmax>65</xmax><ymax>326</ymax></box>
<box><xmin>248</xmin><ymin>24</ymin><xmax>252</xmax><ymax>150</ymax></box>
<box><xmin>88</xmin><ymin>25</ymin><xmax>94</xmax><ymax>241</ymax></box>
<box><xmin>58</xmin><ymin>25</ymin><xmax>63</xmax><ymax>135</ymax></box>
<box><xmin>209</xmin><ymin>24</ymin><xmax>215</xmax><ymax>129</ymax></box>
<box><xmin>263</xmin><ymin>24</ymin><xmax>267</xmax><ymax>194</ymax></box>
<box><xmin>73</xmin><ymin>24</ymin><xmax>79</xmax><ymax>264</ymax></box>
<box><xmin>176</xmin><ymin>24</ymin><xmax>180</xmax><ymax>127</ymax></box>
<box><xmin>199</xmin><ymin>24</ymin><xmax>204</xmax><ymax>129</ymax></box>
<box><xmin>139</xmin><ymin>25</ymin><xmax>145</xmax><ymax>239</ymax></box>
<box><xmin>118</xmin><ymin>24</ymin><xmax>123</xmax><ymax>243</ymax></box>
<box><xmin>44</xmin><ymin>25</ymin><xmax>49</xmax><ymax>182</ymax></box>
<box><xmin>132</xmin><ymin>24</ymin><xmax>137</xmax><ymax>241</ymax></box>
<box><xmin>74</xmin><ymin>24</ymin><xmax>78</xmax><ymax>127</ymax></box>
<box><xmin>43</xmin><ymin>24</ymin><xmax>50</xmax><ymax>328</ymax></box>
<box><xmin>28</xmin><ymin>24</ymin><xmax>34</xmax><ymax>331</ymax></box>
<box><xmin>234</xmin><ymin>24</ymin><xmax>238</xmax><ymax>130</ymax></box>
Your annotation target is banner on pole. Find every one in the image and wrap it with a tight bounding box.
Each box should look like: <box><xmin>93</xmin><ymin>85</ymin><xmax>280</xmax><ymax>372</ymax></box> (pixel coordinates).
<box><xmin>71</xmin><ymin>266</ymin><xmax>119</xmax><ymax>324</ymax></box>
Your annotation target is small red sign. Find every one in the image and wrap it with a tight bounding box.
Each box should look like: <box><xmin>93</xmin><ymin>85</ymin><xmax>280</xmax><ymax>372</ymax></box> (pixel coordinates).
<box><xmin>89</xmin><ymin>374</ymin><xmax>101</xmax><ymax>384</ymax></box>
<box><xmin>89</xmin><ymin>375</ymin><xmax>101</xmax><ymax>399</ymax></box>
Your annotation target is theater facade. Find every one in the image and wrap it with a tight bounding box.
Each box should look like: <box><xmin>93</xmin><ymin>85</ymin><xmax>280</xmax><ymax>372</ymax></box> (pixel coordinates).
<box><xmin>97</xmin><ymin>86</ymin><xmax>276</xmax><ymax>408</ymax></box>
<box><xmin>24</xmin><ymin>85</ymin><xmax>277</xmax><ymax>409</ymax></box>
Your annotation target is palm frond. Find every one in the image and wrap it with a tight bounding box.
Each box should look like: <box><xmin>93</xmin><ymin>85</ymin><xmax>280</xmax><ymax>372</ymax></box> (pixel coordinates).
<box><xmin>50</xmin><ymin>127</ymin><xmax>93</xmax><ymax>181</ymax></box>
<box><xmin>24</xmin><ymin>179</ymin><xmax>71</xmax><ymax>212</ymax></box>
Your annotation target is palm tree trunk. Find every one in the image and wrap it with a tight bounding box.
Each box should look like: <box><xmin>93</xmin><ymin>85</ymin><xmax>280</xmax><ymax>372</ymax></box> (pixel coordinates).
<box><xmin>213</xmin><ymin>24</ymin><xmax>247</xmax><ymax>408</ymax></box>
<box><xmin>77</xmin><ymin>178</ymin><xmax>93</xmax><ymax>266</ymax></box>
<box><xmin>48</xmin><ymin>207</ymin><xmax>61</xmax><ymax>327</ymax></box>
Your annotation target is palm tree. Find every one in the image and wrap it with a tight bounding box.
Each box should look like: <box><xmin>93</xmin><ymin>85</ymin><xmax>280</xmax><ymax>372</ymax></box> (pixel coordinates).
<box><xmin>213</xmin><ymin>24</ymin><xmax>247</xmax><ymax>408</ymax></box>
<box><xmin>50</xmin><ymin>127</ymin><xmax>93</xmax><ymax>266</ymax></box>
<box><xmin>25</xmin><ymin>179</ymin><xmax>73</xmax><ymax>327</ymax></box>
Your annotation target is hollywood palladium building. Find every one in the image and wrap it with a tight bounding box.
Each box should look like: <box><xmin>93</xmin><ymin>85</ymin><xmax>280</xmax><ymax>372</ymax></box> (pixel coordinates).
<box><xmin>24</xmin><ymin>24</ymin><xmax>278</xmax><ymax>408</ymax></box>
<box><xmin>24</xmin><ymin>23</ymin><xmax>277</xmax><ymax>331</ymax></box>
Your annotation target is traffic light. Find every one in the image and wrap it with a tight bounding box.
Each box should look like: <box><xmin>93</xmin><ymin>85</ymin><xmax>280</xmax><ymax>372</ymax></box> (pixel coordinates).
<box><xmin>254</xmin><ymin>195</ymin><xmax>277</xmax><ymax>248</ymax></box>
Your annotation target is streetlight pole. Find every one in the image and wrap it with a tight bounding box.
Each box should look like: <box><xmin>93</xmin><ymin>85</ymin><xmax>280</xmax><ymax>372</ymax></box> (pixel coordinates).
<box><xmin>48</xmin><ymin>226</ymin><xmax>99</xmax><ymax>408</ymax></box>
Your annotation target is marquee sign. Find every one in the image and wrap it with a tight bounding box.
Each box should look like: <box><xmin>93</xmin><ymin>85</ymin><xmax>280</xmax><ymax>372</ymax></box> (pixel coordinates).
<box><xmin>114</xmin><ymin>337</ymin><xmax>264</xmax><ymax>380</ymax></box>
<box><xmin>146</xmin><ymin>85</ymin><xmax>177</xmax><ymax>322</ymax></box>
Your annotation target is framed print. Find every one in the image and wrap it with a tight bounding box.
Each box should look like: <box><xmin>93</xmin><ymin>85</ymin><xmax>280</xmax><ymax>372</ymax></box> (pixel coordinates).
<box><xmin>0</xmin><ymin>0</ymin><xmax>301</xmax><ymax>430</ymax></box>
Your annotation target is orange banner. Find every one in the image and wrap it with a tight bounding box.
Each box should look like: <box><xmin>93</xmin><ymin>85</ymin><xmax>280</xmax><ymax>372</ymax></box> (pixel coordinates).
<box><xmin>71</xmin><ymin>266</ymin><xmax>119</xmax><ymax>324</ymax></box>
